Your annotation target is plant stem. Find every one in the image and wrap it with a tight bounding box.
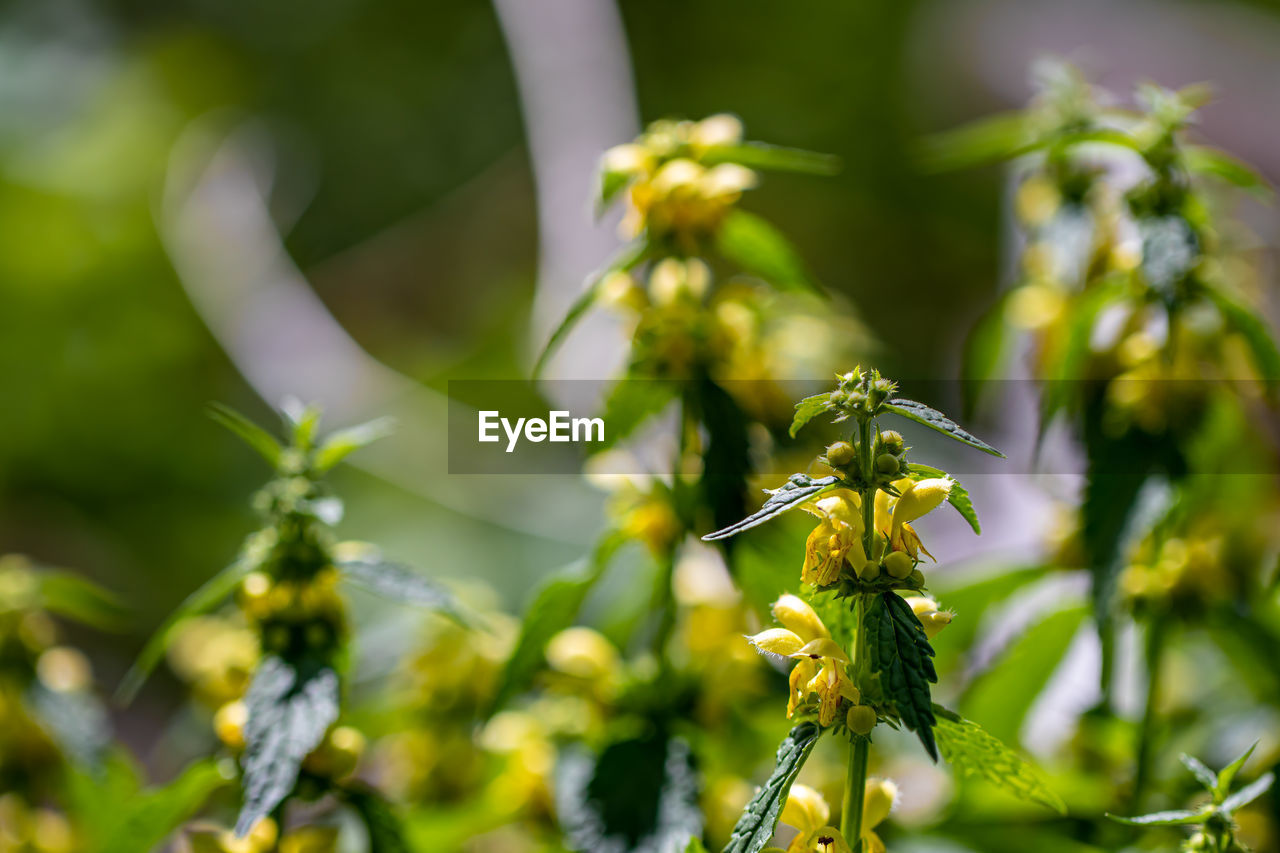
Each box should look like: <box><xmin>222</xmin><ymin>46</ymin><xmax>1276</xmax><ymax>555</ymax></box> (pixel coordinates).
<box><xmin>841</xmin><ymin>732</ymin><xmax>870</xmax><ymax>850</ymax></box>
<box><xmin>1130</xmin><ymin>613</ymin><xmax>1167</xmax><ymax>809</ymax></box>
<box><xmin>858</xmin><ymin>417</ymin><xmax>876</xmax><ymax>559</ymax></box>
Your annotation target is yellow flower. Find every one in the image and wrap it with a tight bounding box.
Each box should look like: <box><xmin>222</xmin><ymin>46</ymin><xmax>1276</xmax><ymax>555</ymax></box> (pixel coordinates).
<box><xmin>801</xmin><ymin>490</ymin><xmax>867</xmax><ymax>586</ymax></box>
<box><xmin>887</xmin><ymin>478</ymin><xmax>951</xmax><ymax>559</ymax></box>
<box><xmin>860</xmin><ymin>778</ymin><xmax>898</xmax><ymax>853</ymax></box>
<box><xmin>903</xmin><ymin>596</ymin><xmax>952</xmax><ymax>639</ymax></box>
<box><xmin>779</xmin><ymin>785</ymin><xmax>853</xmax><ymax>853</ymax></box>
<box><xmin>748</xmin><ymin>596</ymin><xmax>858</xmax><ymax>725</ymax></box>
<box><xmin>185</xmin><ymin>819</ymin><xmax>339</xmax><ymax>853</ymax></box>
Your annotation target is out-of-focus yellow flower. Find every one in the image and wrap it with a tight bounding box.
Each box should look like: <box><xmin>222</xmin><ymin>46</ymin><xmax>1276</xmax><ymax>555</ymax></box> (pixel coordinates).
<box><xmin>184</xmin><ymin>819</ymin><xmax>338</xmax><ymax>853</ymax></box>
<box><xmin>801</xmin><ymin>490</ymin><xmax>867</xmax><ymax>586</ymax></box>
<box><xmin>545</xmin><ymin>627</ymin><xmax>619</xmax><ymax>682</ymax></box>
<box><xmin>779</xmin><ymin>784</ymin><xmax>852</xmax><ymax>853</ymax></box>
<box><xmin>35</xmin><ymin>647</ymin><xmax>92</xmax><ymax>693</ymax></box>
<box><xmin>213</xmin><ymin>700</ymin><xmax>247</xmax><ymax>750</ymax></box>
<box><xmin>902</xmin><ymin>597</ymin><xmax>953</xmax><ymax>639</ymax></box>
<box><xmin>650</xmin><ymin>258</ymin><xmax>712</xmax><ymax>306</ymax></box>
<box><xmin>859</xmin><ymin>778</ymin><xmax>898</xmax><ymax>853</ymax></box>
<box><xmin>689</xmin><ymin>114</ymin><xmax>744</xmax><ymax>151</ymax></box>
<box><xmin>0</xmin><ymin>795</ymin><xmax>75</xmax><ymax>853</ymax></box>
<box><xmin>167</xmin><ymin>616</ymin><xmax>258</xmax><ymax>706</ymax></box>
<box><xmin>302</xmin><ymin>726</ymin><xmax>365</xmax><ymax>780</ymax></box>
<box><xmin>748</xmin><ymin>596</ymin><xmax>857</xmax><ymax>725</ymax></box>
<box><xmin>479</xmin><ymin>710</ymin><xmax>557</xmax><ymax>815</ymax></box>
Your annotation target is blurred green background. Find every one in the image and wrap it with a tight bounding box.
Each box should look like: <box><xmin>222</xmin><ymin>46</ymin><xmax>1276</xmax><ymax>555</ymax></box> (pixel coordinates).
<box><xmin>2</xmin><ymin>0</ymin><xmax>1277</xmax><ymax>756</ymax></box>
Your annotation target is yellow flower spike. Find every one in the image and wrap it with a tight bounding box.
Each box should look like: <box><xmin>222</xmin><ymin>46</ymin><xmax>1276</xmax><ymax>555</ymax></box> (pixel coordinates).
<box><xmin>801</xmin><ymin>490</ymin><xmax>866</xmax><ymax>586</ymax></box>
<box><xmin>748</xmin><ymin>627</ymin><xmax>806</xmax><ymax>658</ymax></box>
<box><xmin>889</xmin><ymin>478</ymin><xmax>952</xmax><ymax>554</ymax></box>
<box><xmin>700</xmin><ymin>163</ymin><xmax>758</xmax><ymax>197</ymax></box>
<box><xmin>650</xmin><ymin>158</ymin><xmax>706</xmax><ymax>195</ymax></box>
<box><xmin>771</xmin><ymin>594</ymin><xmax>829</xmax><ymax>642</ymax></box>
<box><xmin>545</xmin><ymin>627</ymin><xmax>619</xmax><ymax>680</ymax></box>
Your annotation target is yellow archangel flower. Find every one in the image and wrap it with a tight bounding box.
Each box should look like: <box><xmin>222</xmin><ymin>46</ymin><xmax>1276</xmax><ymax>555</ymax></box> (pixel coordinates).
<box><xmin>748</xmin><ymin>595</ymin><xmax>858</xmax><ymax>726</ymax></box>
<box><xmin>800</xmin><ymin>489</ymin><xmax>867</xmax><ymax>586</ymax></box>
<box><xmin>779</xmin><ymin>784</ymin><xmax>852</xmax><ymax>853</ymax></box>
<box><xmin>882</xmin><ymin>477</ymin><xmax>953</xmax><ymax>560</ymax></box>
<box><xmin>902</xmin><ymin>596</ymin><xmax>953</xmax><ymax>639</ymax></box>
<box><xmin>860</xmin><ymin>778</ymin><xmax>898</xmax><ymax>853</ymax></box>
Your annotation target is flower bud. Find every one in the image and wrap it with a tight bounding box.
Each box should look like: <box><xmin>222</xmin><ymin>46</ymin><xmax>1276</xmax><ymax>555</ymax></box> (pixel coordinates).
<box><xmin>856</xmin><ymin>560</ymin><xmax>880</xmax><ymax>581</ymax></box>
<box><xmin>875</xmin><ymin>454</ymin><xmax>899</xmax><ymax>476</ymax></box>
<box><xmin>878</xmin><ymin>431</ymin><xmax>904</xmax><ymax>455</ymax></box>
<box><xmin>883</xmin><ymin>551</ymin><xmax>914</xmax><ymax>579</ymax></box>
<box><xmin>825</xmin><ymin>442</ymin><xmax>856</xmax><ymax>468</ymax></box>
<box><xmin>847</xmin><ymin>704</ymin><xmax>877</xmax><ymax>735</ymax></box>
<box><xmin>772</xmin><ymin>594</ymin><xmax>829</xmax><ymax>642</ymax></box>
<box><xmin>908</xmin><ymin>569</ymin><xmax>925</xmax><ymax>586</ymax></box>
<box><xmin>214</xmin><ymin>700</ymin><xmax>248</xmax><ymax>750</ymax></box>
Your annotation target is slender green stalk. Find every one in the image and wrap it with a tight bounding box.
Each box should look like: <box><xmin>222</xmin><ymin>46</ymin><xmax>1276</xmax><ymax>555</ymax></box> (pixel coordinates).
<box><xmin>1130</xmin><ymin>614</ymin><xmax>1167</xmax><ymax>808</ymax></box>
<box><xmin>841</xmin><ymin>733</ymin><xmax>870</xmax><ymax>849</ymax></box>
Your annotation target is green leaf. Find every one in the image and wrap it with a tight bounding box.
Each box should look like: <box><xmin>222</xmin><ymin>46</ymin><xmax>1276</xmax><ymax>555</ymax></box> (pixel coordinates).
<box><xmin>235</xmin><ymin>657</ymin><xmax>341</xmax><ymax>837</ymax></box>
<box><xmin>67</xmin><ymin>754</ymin><xmax>228</xmax><ymax>853</ymax></box>
<box><xmin>789</xmin><ymin>393</ymin><xmax>832</xmax><ymax>439</ymax></box>
<box><xmin>715</xmin><ymin>210</ymin><xmax>821</xmax><ymax>294</ymax></box>
<box><xmin>1106</xmin><ymin>809</ymin><xmax>1204</xmax><ymax>827</ymax></box>
<box><xmin>597</xmin><ymin>166</ymin><xmax>633</xmax><ymax>211</ymax></box>
<box><xmin>1203</xmin><ymin>283</ymin><xmax>1280</xmax><ymax>383</ymax></box>
<box><xmin>116</xmin><ymin>553</ymin><xmax>259</xmax><ymax>704</ymax></box>
<box><xmin>916</xmin><ymin>112</ymin><xmax>1033</xmax><ymax>173</ymax></box>
<box><xmin>1184</xmin><ymin>145</ymin><xmax>1271</xmax><ymax>199</ymax></box>
<box><xmin>596</xmin><ymin>379</ymin><xmax>678</xmax><ymax>452</ymax></box>
<box><xmin>905</xmin><ymin>464</ymin><xmax>980</xmax><ymax>534</ymax></box>
<box><xmin>1180</xmin><ymin>754</ymin><xmax>1218</xmax><ymax>792</ymax></box>
<box><xmin>883</xmin><ymin>398</ymin><xmax>1004</xmax><ymax>457</ymax></box>
<box><xmin>488</xmin><ymin>534</ymin><xmax>623</xmax><ymax>716</ymax></box>
<box><xmin>532</xmin><ymin>239</ymin><xmax>650</xmax><ymax>379</ymax></box>
<box><xmin>1221</xmin><ymin>772</ymin><xmax>1274</xmax><ymax>814</ymax></box>
<box><xmin>868</xmin><ymin>592</ymin><xmax>939</xmax><ymax>760</ymax></box>
<box><xmin>36</xmin><ymin>571</ymin><xmax>129</xmax><ymax>631</ymax></box>
<box><xmin>961</xmin><ymin>291</ymin><xmax>1013</xmax><ymax>419</ymax></box>
<box><xmin>685</xmin><ymin>838</ymin><xmax>711</xmax><ymax>853</ymax></box>
<box><xmin>701</xmin><ymin>142</ymin><xmax>840</xmax><ymax>175</ymax></box>
<box><xmin>339</xmin><ymin>559</ymin><xmax>468</xmax><ymax>626</ymax></box>
<box><xmin>1215</xmin><ymin>742</ymin><xmax>1257</xmax><ymax>801</ymax></box>
<box><xmin>207</xmin><ymin>403</ymin><xmax>283</xmax><ymax>468</ymax></box>
<box><xmin>313</xmin><ymin>417</ymin><xmax>397</xmax><ymax>472</ymax></box>
<box><xmin>695</xmin><ymin>375</ymin><xmax>754</xmax><ymax>541</ymax></box>
<box><xmin>701</xmin><ymin>474</ymin><xmax>840</xmax><ymax>542</ymax></box>
<box><xmin>932</xmin><ymin>705</ymin><xmax>1067</xmax><ymax>814</ymax></box>
<box><xmin>341</xmin><ymin>783</ymin><xmax>412</xmax><ymax>853</ymax></box>
<box><xmin>28</xmin><ymin>684</ymin><xmax>111</xmax><ymax>767</ymax></box>
<box><xmin>724</xmin><ymin>722</ymin><xmax>821</xmax><ymax>853</ymax></box>
<box><xmin>557</xmin><ymin>731</ymin><xmax>702</xmax><ymax>853</ymax></box>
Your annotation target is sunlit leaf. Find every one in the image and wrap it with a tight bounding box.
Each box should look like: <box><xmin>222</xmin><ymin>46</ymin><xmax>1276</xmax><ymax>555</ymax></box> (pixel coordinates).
<box><xmin>1106</xmin><ymin>809</ymin><xmax>1204</xmax><ymax>827</ymax></box>
<box><xmin>235</xmin><ymin>657</ymin><xmax>340</xmax><ymax>837</ymax></box>
<box><xmin>1215</xmin><ymin>742</ymin><xmax>1258</xmax><ymax>802</ymax></box>
<box><xmin>702</xmin><ymin>142</ymin><xmax>840</xmax><ymax>175</ymax></box>
<box><xmin>37</xmin><ymin>571</ymin><xmax>129</xmax><ymax>631</ymax></box>
<box><xmin>339</xmin><ymin>559</ymin><xmax>469</xmax><ymax>626</ymax></box>
<box><xmin>1184</xmin><ymin>145</ymin><xmax>1272</xmax><ymax>199</ymax></box>
<box><xmin>724</xmin><ymin>722</ymin><xmax>821</xmax><ymax>853</ymax></box>
<box><xmin>933</xmin><ymin>705</ymin><xmax>1066</xmax><ymax>814</ymax></box>
<box><xmin>1221</xmin><ymin>772</ymin><xmax>1274</xmax><ymax>814</ymax></box>
<box><xmin>313</xmin><ymin>416</ymin><xmax>397</xmax><ymax>472</ymax></box>
<box><xmin>702</xmin><ymin>474</ymin><xmax>840</xmax><ymax>541</ymax></box>
<box><xmin>1180</xmin><ymin>754</ymin><xmax>1218</xmax><ymax>792</ymax></box>
<box><xmin>1203</xmin><ymin>283</ymin><xmax>1280</xmax><ymax>385</ymax></box>
<box><xmin>883</xmin><ymin>398</ymin><xmax>1004</xmax><ymax>457</ymax></box>
<box><xmin>208</xmin><ymin>402</ymin><xmax>282</xmax><ymax>468</ymax></box>
<box><xmin>596</xmin><ymin>379</ymin><xmax>678</xmax><ymax>452</ymax></box>
<box><xmin>716</xmin><ymin>210</ymin><xmax>821</xmax><ymax>294</ymax></box>
<box><xmin>790</xmin><ymin>393</ymin><xmax>832</xmax><ymax>439</ymax></box>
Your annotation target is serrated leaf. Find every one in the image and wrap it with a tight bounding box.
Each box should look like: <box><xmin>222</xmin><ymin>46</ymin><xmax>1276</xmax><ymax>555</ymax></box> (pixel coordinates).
<box><xmin>1221</xmin><ymin>772</ymin><xmax>1274</xmax><ymax>814</ymax></box>
<box><xmin>235</xmin><ymin>657</ymin><xmax>341</xmax><ymax>837</ymax></box>
<box><xmin>1184</xmin><ymin>145</ymin><xmax>1272</xmax><ymax>199</ymax></box>
<box><xmin>339</xmin><ymin>559</ymin><xmax>468</xmax><ymax>625</ymax></box>
<box><xmin>701</xmin><ymin>474</ymin><xmax>840</xmax><ymax>541</ymax></box>
<box><xmin>557</xmin><ymin>731</ymin><xmax>702</xmax><ymax>853</ymax></box>
<box><xmin>883</xmin><ymin>399</ymin><xmax>1004</xmax><ymax>457</ymax></box>
<box><xmin>37</xmin><ymin>571</ymin><xmax>129</xmax><ymax>631</ymax></box>
<box><xmin>1203</xmin><ymin>284</ymin><xmax>1280</xmax><ymax>384</ymax></box>
<box><xmin>596</xmin><ymin>379</ymin><xmax>678</xmax><ymax>452</ymax></box>
<box><xmin>67</xmin><ymin>754</ymin><xmax>228</xmax><ymax>853</ymax></box>
<box><xmin>208</xmin><ymin>403</ymin><xmax>283</xmax><ymax>468</ymax></box>
<box><xmin>905</xmin><ymin>464</ymin><xmax>980</xmax><ymax>534</ymax></box>
<box><xmin>724</xmin><ymin>722</ymin><xmax>821</xmax><ymax>853</ymax></box>
<box><xmin>1216</xmin><ymin>742</ymin><xmax>1257</xmax><ymax>801</ymax></box>
<box><xmin>789</xmin><ymin>393</ymin><xmax>832</xmax><ymax>438</ymax></box>
<box><xmin>116</xmin><ymin>553</ymin><xmax>259</xmax><ymax>704</ymax></box>
<box><xmin>312</xmin><ymin>417</ymin><xmax>397</xmax><ymax>472</ymax></box>
<box><xmin>932</xmin><ymin>706</ymin><xmax>1066</xmax><ymax>814</ymax></box>
<box><xmin>868</xmin><ymin>592</ymin><xmax>939</xmax><ymax>760</ymax></box>
<box><xmin>701</xmin><ymin>142</ymin><xmax>840</xmax><ymax>175</ymax></box>
<box><xmin>715</xmin><ymin>210</ymin><xmax>821</xmax><ymax>294</ymax></box>
<box><xmin>1106</xmin><ymin>809</ymin><xmax>1204</xmax><ymax>827</ymax></box>
<box><xmin>1180</xmin><ymin>754</ymin><xmax>1218</xmax><ymax>792</ymax></box>
<box><xmin>27</xmin><ymin>684</ymin><xmax>111</xmax><ymax>767</ymax></box>
<box><xmin>533</xmin><ymin>240</ymin><xmax>650</xmax><ymax>379</ymax></box>
<box><xmin>342</xmin><ymin>783</ymin><xmax>412</xmax><ymax>853</ymax></box>
<box><xmin>488</xmin><ymin>534</ymin><xmax>623</xmax><ymax>716</ymax></box>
